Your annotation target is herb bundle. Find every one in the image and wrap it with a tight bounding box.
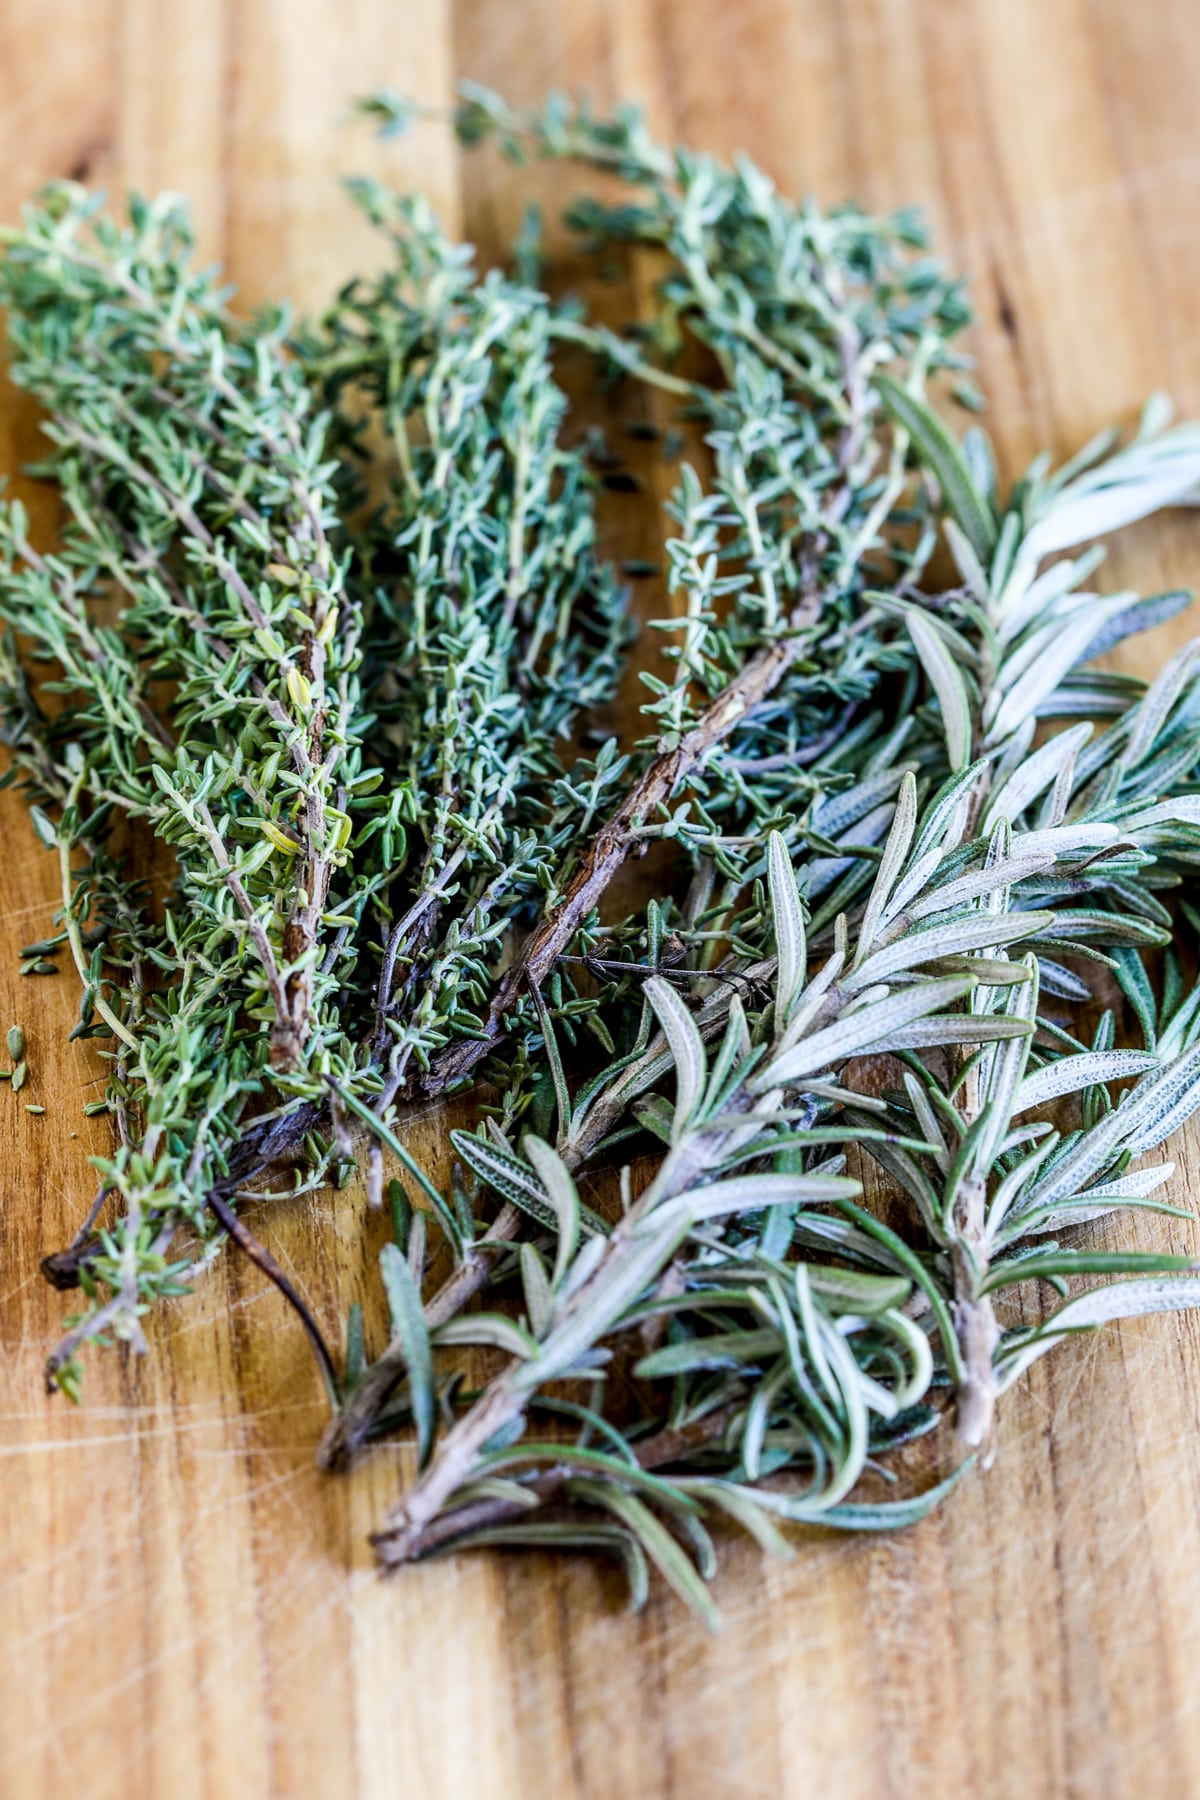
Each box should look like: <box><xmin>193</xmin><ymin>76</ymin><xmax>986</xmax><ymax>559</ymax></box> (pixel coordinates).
<box><xmin>6</xmin><ymin>89</ymin><xmax>1200</xmax><ymax>1623</ymax></box>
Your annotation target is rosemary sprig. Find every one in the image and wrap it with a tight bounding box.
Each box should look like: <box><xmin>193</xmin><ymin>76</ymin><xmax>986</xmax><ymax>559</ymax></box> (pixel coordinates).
<box><xmin>370</xmin><ymin>790</ymin><xmax>1200</xmax><ymax>1604</ymax></box>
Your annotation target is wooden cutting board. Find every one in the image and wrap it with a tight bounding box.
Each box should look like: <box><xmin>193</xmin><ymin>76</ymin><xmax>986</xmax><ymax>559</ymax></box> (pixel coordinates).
<box><xmin>4</xmin><ymin>3</ymin><xmax>1200</xmax><ymax>1794</ymax></box>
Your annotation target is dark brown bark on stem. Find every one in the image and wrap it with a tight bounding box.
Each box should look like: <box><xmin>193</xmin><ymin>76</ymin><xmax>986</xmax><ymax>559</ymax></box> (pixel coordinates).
<box><xmin>371</xmin><ymin>1404</ymin><xmax>740</xmax><ymax>1565</ymax></box>
<box><xmin>421</xmin><ymin>576</ymin><xmax>824</xmax><ymax>1098</ymax></box>
<box><xmin>206</xmin><ymin>1188</ymin><xmax>341</xmax><ymax>1398</ymax></box>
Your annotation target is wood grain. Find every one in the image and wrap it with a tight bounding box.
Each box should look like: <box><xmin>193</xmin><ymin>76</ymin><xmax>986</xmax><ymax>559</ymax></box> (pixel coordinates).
<box><xmin>3</xmin><ymin>2</ymin><xmax>1200</xmax><ymax>1795</ymax></box>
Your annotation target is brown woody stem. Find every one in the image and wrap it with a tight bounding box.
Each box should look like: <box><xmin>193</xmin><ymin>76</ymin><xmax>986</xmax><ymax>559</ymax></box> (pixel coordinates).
<box><xmin>371</xmin><ymin>1404</ymin><xmax>739</xmax><ymax>1564</ymax></box>
<box><xmin>206</xmin><ymin>1188</ymin><xmax>341</xmax><ymax>1399</ymax></box>
<box><xmin>421</xmin><ymin>572</ymin><xmax>824</xmax><ymax>1099</ymax></box>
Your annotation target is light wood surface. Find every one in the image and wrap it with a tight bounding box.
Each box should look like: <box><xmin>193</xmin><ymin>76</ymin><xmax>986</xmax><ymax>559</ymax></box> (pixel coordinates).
<box><xmin>4</xmin><ymin>4</ymin><xmax>1200</xmax><ymax>1796</ymax></box>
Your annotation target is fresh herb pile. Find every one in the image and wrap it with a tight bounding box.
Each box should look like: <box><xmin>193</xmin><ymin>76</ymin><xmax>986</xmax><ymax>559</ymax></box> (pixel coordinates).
<box><xmin>6</xmin><ymin>87</ymin><xmax>1200</xmax><ymax>1623</ymax></box>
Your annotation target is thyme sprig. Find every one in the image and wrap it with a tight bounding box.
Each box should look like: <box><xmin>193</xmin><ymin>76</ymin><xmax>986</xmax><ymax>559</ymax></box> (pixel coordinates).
<box><xmin>390</xmin><ymin>86</ymin><xmax>972</xmax><ymax>1094</ymax></box>
<box><xmin>0</xmin><ymin>177</ymin><xmax>628</xmax><ymax>1386</ymax></box>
